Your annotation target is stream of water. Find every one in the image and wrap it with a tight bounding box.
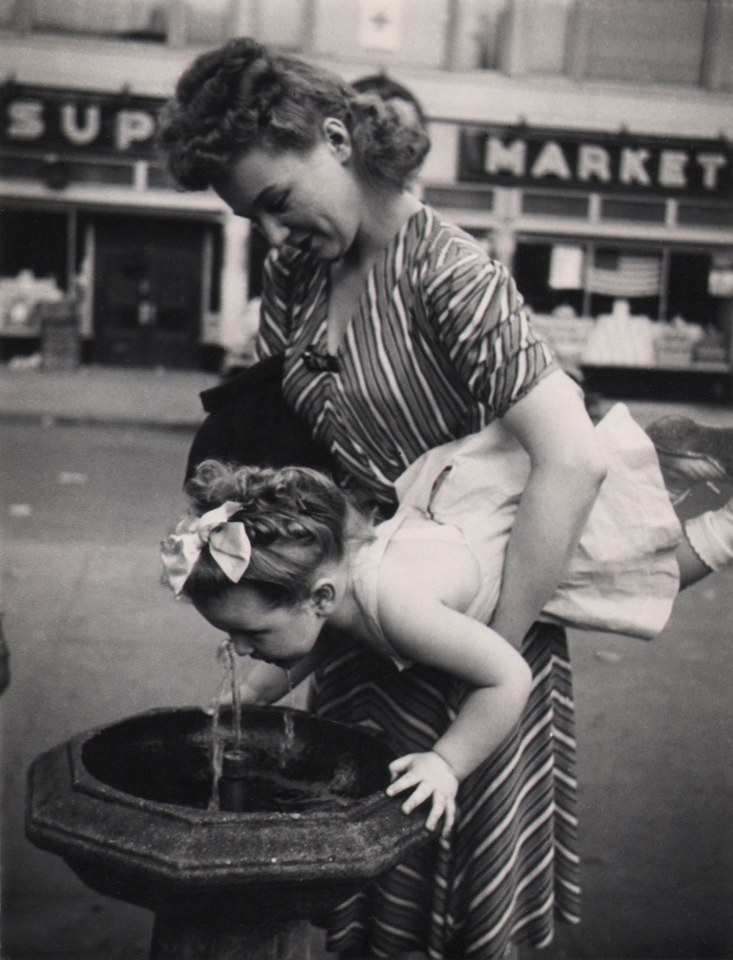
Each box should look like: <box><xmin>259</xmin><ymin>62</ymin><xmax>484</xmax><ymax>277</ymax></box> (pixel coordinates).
<box><xmin>208</xmin><ymin>639</ymin><xmax>242</xmax><ymax>810</ymax></box>
<box><xmin>206</xmin><ymin>653</ymin><xmax>360</xmax><ymax>812</ymax></box>
<box><xmin>279</xmin><ymin>669</ymin><xmax>296</xmax><ymax>768</ymax></box>
<box><xmin>208</xmin><ymin>647</ymin><xmax>300</xmax><ymax>808</ymax></box>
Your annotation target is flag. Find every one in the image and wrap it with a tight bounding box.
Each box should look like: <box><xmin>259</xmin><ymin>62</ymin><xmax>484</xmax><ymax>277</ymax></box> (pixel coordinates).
<box><xmin>587</xmin><ymin>249</ymin><xmax>661</xmax><ymax>298</ymax></box>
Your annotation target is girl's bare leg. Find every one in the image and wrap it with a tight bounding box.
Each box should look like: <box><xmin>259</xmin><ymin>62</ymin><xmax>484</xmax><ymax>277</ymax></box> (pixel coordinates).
<box><xmin>681</xmin><ymin>494</ymin><xmax>733</xmax><ymax>581</ymax></box>
<box><xmin>674</xmin><ymin>491</ymin><xmax>733</xmax><ymax>589</ymax></box>
<box><xmin>676</xmin><ymin>530</ymin><xmax>717</xmax><ymax>589</ymax></box>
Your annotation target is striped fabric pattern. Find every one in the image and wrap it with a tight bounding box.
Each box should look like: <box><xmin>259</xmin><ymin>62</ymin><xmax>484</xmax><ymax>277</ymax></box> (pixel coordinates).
<box><xmin>309</xmin><ymin>625</ymin><xmax>579</xmax><ymax>959</ymax></box>
<box><xmin>256</xmin><ymin>205</ymin><xmax>580</xmax><ymax>957</ymax></box>
<box><xmin>258</xmin><ymin>206</ymin><xmax>556</xmax><ymax>512</ymax></box>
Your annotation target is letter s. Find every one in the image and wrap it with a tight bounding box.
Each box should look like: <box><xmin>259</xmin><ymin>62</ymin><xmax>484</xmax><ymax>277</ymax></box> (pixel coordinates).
<box><xmin>6</xmin><ymin>100</ymin><xmax>44</xmax><ymax>140</ymax></box>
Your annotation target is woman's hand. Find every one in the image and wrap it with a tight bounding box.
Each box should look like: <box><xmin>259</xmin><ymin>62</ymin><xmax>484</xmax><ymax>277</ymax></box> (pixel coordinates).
<box><xmin>387</xmin><ymin>751</ymin><xmax>458</xmax><ymax>837</ymax></box>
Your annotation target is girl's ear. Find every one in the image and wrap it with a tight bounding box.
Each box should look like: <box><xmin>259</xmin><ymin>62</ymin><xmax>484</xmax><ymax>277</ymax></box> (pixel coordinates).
<box><xmin>322</xmin><ymin>118</ymin><xmax>352</xmax><ymax>162</ymax></box>
<box><xmin>310</xmin><ymin>578</ymin><xmax>337</xmax><ymax>617</ymax></box>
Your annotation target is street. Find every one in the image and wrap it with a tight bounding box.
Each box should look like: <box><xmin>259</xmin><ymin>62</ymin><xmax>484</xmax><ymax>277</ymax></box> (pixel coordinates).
<box><xmin>1</xmin><ymin>417</ymin><xmax>732</xmax><ymax>960</ymax></box>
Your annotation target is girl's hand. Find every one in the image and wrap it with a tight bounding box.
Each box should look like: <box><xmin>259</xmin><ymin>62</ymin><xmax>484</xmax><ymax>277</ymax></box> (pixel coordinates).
<box><xmin>233</xmin><ymin>679</ymin><xmax>263</xmax><ymax>705</ymax></box>
<box><xmin>387</xmin><ymin>751</ymin><xmax>458</xmax><ymax>837</ymax></box>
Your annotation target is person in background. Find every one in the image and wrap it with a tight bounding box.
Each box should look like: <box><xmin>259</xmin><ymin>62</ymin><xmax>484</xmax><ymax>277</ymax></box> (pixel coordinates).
<box><xmin>351</xmin><ymin>72</ymin><xmax>428</xmax><ymax>139</ymax></box>
<box><xmin>157</xmin><ymin>37</ymin><xmax>612</xmax><ymax>960</ymax></box>
<box><xmin>350</xmin><ymin>72</ymin><xmax>427</xmax><ymax>201</ymax></box>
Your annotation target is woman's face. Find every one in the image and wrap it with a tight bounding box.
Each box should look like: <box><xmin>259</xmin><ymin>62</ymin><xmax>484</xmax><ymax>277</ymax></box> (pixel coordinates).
<box><xmin>194</xmin><ymin>583</ymin><xmax>324</xmax><ymax>669</ymax></box>
<box><xmin>213</xmin><ymin>130</ymin><xmax>364</xmax><ymax>261</ymax></box>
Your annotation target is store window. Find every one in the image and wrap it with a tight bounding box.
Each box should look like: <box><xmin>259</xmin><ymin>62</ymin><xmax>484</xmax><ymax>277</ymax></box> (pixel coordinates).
<box><xmin>3</xmin><ymin>0</ymin><xmax>241</xmax><ymax>45</ymax></box>
<box><xmin>247</xmin><ymin>227</ymin><xmax>270</xmax><ymax>301</ymax></box>
<box><xmin>184</xmin><ymin>0</ymin><xmax>236</xmax><ymax>46</ymax></box>
<box><xmin>423</xmin><ymin>186</ymin><xmax>494</xmax><ymax>211</ymax></box>
<box><xmin>0</xmin><ymin>155</ymin><xmax>136</xmax><ymax>189</ymax></box>
<box><xmin>507</xmin><ymin>0</ymin><xmax>572</xmax><ymax>75</ymax></box>
<box><xmin>1</xmin><ymin>209</ymin><xmax>68</xmax><ymax>288</ymax></box>
<box><xmin>515</xmin><ymin>239</ymin><xmax>665</xmax><ymax>318</ymax></box>
<box><xmin>0</xmin><ymin>2</ymin><xmax>15</xmax><ymax>28</ymax></box>
<box><xmin>600</xmin><ymin>197</ymin><xmax>666</xmax><ymax>224</ymax></box>
<box><xmin>521</xmin><ymin>192</ymin><xmax>589</xmax><ymax>218</ymax></box>
<box><xmin>313</xmin><ymin>0</ymin><xmax>449</xmax><ymax>68</ymax></box>
<box><xmin>252</xmin><ymin>0</ymin><xmax>310</xmax><ymax>51</ymax></box>
<box><xmin>20</xmin><ymin>0</ymin><xmax>169</xmax><ymax>41</ymax></box>
<box><xmin>514</xmin><ymin>236</ymin><xmax>732</xmax><ymax>374</ymax></box>
<box><xmin>678</xmin><ymin>202</ymin><xmax>733</xmax><ymax>229</ymax></box>
<box><xmin>667</xmin><ymin>251</ymin><xmax>728</xmax><ymax>328</ymax></box>
<box><xmin>514</xmin><ymin>242</ymin><xmax>584</xmax><ymax>316</ymax></box>
<box><xmin>449</xmin><ymin>0</ymin><xmax>507</xmax><ymax>70</ymax></box>
<box><xmin>0</xmin><ymin>206</ymin><xmax>226</xmax><ymax>367</ymax></box>
<box><xmin>0</xmin><ymin>209</ymin><xmax>69</xmax><ymax>339</ymax></box>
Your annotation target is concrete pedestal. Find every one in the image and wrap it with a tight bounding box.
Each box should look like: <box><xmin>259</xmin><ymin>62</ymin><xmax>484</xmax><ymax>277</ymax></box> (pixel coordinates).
<box><xmin>150</xmin><ymin>915</ymin><xmax>311</xmax><ymax>960</ymax></box>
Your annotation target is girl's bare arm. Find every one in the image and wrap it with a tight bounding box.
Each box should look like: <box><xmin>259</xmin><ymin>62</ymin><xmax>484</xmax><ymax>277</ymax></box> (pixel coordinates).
<box><xmin>377</xmin><ymin>577</ymin><xmax>533</xmax><ymax>834</ymax></box>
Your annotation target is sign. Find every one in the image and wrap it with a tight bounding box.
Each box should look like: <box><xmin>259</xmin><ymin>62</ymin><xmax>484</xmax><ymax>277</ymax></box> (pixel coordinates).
<box><xmin>358</xmin><ymin>0</ymin><xmax>402</xmax><ymax>51</ymax></box>
<box><xmin>549</xmin><ymin>244</ymin><xmax>584</xmax><ymax>289</ymax></box>
<box><xmin>709</xmin><ymin>254</ymin><xmax>733</xmax><ymax>297</ymax></box>
<box><xmin>459</xmin><ymin>126</ymin><xmax>732</xmax><ymax>199</ymax></box>
<box><xmin>0</xmin><ymin>83</ymin><xmax>166</xmax><ymax>159</ymax></box>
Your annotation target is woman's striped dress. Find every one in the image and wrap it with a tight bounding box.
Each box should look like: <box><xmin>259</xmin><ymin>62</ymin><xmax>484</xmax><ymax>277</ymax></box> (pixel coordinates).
<box><xmin>256</xmin><ymin>206</ymin><xmax>581</xmax><ymax>959</ymax></box>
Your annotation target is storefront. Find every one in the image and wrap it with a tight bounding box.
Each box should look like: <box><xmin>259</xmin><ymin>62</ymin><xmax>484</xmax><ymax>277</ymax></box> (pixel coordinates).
<box><xmin>424</xmin><ymin>123</ymin><xmax>733</xmax><ymax>402</ymax></box>
<box><xmin>0</xmin><ymin>83</ymin><xmax>230</xmax><ymax>369</ymax></box>
<box><xmin>3</xmin><ymin>84</ymin><xmax>732</xmax><ymax>397</ymax></box>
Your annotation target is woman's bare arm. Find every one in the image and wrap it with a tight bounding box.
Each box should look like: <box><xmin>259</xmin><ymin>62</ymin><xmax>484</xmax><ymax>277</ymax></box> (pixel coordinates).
<box><xmin>491</xmin><ymin>369</ymin><xmax>607</xmax><ymax>647</ymax></box>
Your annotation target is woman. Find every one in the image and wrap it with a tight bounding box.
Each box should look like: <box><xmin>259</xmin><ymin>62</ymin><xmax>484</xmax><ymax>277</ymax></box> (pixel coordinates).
<box><xmin>158</xmin><ymin>38</ymin><xmax>608</xmax><ymax>959</ymax></box>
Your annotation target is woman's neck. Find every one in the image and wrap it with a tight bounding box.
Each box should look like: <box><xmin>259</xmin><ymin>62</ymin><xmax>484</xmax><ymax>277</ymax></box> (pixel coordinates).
<box><xmin>343</xmin><ymin>188</ymin><xmax>422</xmax><ymax>268</ymax></box>
<box><xmin>325</xmin><ymin>189</ymin><xmax>422</xmax><ymax>353</ymax></box>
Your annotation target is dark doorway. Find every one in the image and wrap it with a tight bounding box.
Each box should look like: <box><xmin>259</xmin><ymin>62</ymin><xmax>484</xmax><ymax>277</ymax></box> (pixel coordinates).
<box><xmin>93</xmin><ymin>214</ymin><xmax>206</xmax><ymax>368</ymax></box>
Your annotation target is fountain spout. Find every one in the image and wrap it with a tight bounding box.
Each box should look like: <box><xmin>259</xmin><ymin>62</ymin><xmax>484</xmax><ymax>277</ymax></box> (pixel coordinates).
<box><xmin>218</xmin><ymin>748</ymin><xmax>249</xmax><ymax>812</ymax></box>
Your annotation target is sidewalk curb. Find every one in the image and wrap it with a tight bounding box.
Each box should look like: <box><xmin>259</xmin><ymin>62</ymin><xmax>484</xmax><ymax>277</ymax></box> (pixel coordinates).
<box><xmin>0</xmin><ymin>411</ymin><xmax>202</xmax><ymax>432</ymax></box>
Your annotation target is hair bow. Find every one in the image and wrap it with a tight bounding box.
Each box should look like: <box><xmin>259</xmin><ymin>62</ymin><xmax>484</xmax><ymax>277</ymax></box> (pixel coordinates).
<box><xmin>160</xmin><ymin>501</ymin><xmax>251</xmax><ymax>597</ymax></box>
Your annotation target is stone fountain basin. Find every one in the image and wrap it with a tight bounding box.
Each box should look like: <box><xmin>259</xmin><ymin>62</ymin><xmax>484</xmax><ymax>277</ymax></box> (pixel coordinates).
<box><xmin>26</xmin><ymin>706</ymin><xmax>431</xmax><ymax>924</ymax></box>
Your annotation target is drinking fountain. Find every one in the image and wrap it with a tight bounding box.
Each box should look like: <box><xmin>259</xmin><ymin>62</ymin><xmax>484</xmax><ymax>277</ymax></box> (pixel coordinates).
<box><xmin>26</xmin><ymin>705</ymin><xmax>432</xmax><ymax>959</ymax></box>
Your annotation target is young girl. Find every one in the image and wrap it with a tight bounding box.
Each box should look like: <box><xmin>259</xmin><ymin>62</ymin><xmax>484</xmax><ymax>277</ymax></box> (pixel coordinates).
<box><xmin>161</xmin><ymin>405</ymin><xmax>733</xmax><ymax>837</ymax></box>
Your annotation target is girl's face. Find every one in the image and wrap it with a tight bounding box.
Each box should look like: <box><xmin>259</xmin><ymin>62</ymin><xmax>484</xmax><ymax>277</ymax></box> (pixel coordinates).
<box><xmin>213</xmin><ymin>124</ymin><xmax>364</xmax><ymax>261</ymax></box>
<box><xmin>194</xmin><ymin>583</ymin><xmax>325</xmax><ymax>668</ymax></box>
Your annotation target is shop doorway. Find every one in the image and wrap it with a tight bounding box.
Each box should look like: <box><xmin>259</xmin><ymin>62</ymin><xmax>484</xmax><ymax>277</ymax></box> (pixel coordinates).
<box><xmin>93</xmin><ymin>214</ymin><xmax>207</xmax><ymax>368</ymax></box>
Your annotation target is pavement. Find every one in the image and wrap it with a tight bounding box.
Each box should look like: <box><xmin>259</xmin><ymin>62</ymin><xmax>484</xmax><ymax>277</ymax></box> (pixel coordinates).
<box><xmin>0</xmin><ymin>365</ymin><xmax>220</xmax><ymax>430</ymax></box>
<box><xmin>1</xmin><ymin>362</ymin><xmax>732</xmax><ymax>960</ymax></box>
<box><xmin>2</xmin><ymin>363</ymin><xmax>733</xmax><ymax>433</ymax></box>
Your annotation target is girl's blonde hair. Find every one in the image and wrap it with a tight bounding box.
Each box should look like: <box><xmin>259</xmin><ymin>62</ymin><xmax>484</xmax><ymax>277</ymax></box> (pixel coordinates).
<box><xmin>182</xmin><ymin>460</ymin><xmax>364</xmax><ymax>607</ymax></box>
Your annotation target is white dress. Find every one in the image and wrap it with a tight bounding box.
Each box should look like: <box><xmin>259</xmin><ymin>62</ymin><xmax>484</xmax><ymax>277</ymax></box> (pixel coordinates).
<box><xmin>352</xmin><ymin>403</ymin><xmax>682</xmax><ymax>665</ymax></box>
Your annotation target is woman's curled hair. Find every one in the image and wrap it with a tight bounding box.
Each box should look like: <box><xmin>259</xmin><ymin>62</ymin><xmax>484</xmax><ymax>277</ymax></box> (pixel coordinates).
<box><xmin>182</xmin><ymin>459</ymin><xmax>361</xmax><ymax>607</ymax></box>
<box><xmin>157</xmin><ymin>37</ymin><xmax>430</xmax><ymax>192</ymax></box>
